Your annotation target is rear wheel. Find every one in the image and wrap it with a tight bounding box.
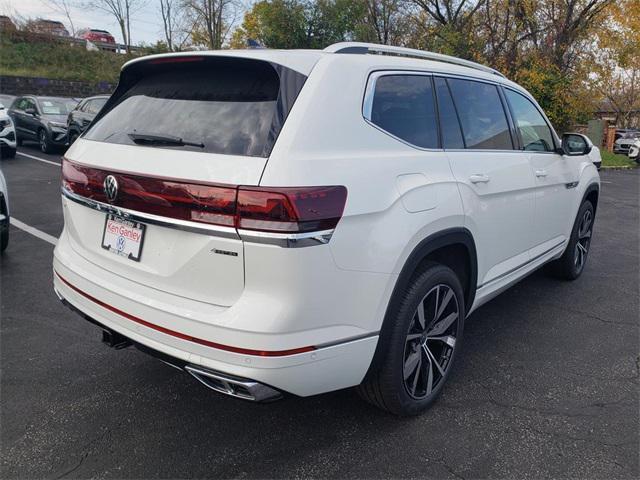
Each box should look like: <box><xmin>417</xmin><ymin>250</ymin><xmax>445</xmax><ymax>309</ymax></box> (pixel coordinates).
<box><xmin>548</xmin><ymin>200</ymin><xmax>594</xmax><ymax>280</ymax></box>
<box><xmin>1</xmin><ymin>146</ymin><xmax>16</xmax><ymax>159</ymax></box>
<box><xmin>358</xmin><ymin>263</ymin><xmax>465</xmax><ymax>415</ymax></box>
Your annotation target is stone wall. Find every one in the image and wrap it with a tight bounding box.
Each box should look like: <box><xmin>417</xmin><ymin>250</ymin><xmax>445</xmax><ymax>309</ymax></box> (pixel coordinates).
<box><xmin>0</xmin><ymin>75</ymin><xmax>115</xmax><ymax>98</ymax></box>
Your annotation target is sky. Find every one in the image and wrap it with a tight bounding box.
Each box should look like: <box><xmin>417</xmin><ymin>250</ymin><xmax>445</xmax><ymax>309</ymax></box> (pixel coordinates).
<box><xmin>0</xmin><ymin>0</ymin><xmax>183</xmax><ymax>45</ymax></box>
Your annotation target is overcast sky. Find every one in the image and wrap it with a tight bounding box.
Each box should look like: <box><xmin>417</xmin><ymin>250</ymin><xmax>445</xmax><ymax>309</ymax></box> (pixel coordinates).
<box><xmin>0</xmin><ymin>0</ymin><xmax>236</xmax><ymax>45</ymax></box>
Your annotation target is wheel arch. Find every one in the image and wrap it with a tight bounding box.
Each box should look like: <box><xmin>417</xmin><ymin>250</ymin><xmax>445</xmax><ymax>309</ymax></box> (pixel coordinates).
<box><xmin>582</xmin><ymin>182</ymin><xmax>599</xmax><ymax>215</ymax></box>
<box><xmin>364</xmin><ymin>227</ymin><xmax>477</xmax><ymax>380</ymax></box>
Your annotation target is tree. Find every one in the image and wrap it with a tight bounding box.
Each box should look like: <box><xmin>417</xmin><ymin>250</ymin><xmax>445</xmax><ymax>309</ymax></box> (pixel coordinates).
<box><xmin>159</xmin><ymin>0</ymin><xmax>191</xmax><ymax>50</ymax></box>
<box><xmin>185</xmin><ymin>0</ymin><xmax>239</xmax><ymax>49</ymax></box>
<box><xmin>589</xmin><ymin>0</ymin><xmax>640</xmax><ymax>127</ymax></box>
<box><xmin>89</xmin><ymin>0</ymin><xmax>146</xmax><ymax>52</ymax></box>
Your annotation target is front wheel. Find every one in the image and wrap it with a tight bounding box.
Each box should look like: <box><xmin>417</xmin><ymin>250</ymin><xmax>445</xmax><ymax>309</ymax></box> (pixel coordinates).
<box><xmin>357</xmin><ymin>263</ymin><xmax>465</xmax><ymax>415</ymax></box>
<box><xmin>548</xmin><ymin>200</ymin><xmax>595</xmax><ymax>280</ymax></box>
<box><xmin>39</xmin><ymin>129</ymin><xmax>54</xmax><ymax>154</ymax></box>
<box><xmin>0</xmin><ymin>221</ymin><xmax>8</xmax><ymax>253</ymax></box>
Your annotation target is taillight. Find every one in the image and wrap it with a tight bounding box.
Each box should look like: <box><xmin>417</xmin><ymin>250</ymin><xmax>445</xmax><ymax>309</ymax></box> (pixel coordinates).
<box><xmin>237</xmin><ymin>186</ymin><xmax>347</xmax><ymax>233</ymax></box>
<box><xmin>62</xmin><ymin>159</ymin><xmax>237</xmax><ymax>227</ymax></box>
<box><xmin>62</xmin><ymin>159</ymin><xmax>347</xmax><ymax>234</ymax></box>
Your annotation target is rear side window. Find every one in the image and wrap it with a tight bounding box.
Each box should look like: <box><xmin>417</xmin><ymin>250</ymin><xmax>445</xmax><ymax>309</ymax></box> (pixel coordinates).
<box><xmin>434</xmin><ymin>77</ymin><xmax>464</xmax><ymax>149</ymax></box>
<box><xmin>85</xmin><ymin>58</ymin><xmax>306</xmax><ymax>157</ymax></box>
<box><xmin>447</xmin><ymin>78</ymin><xmax>513</xmax><ymax>150</ymax></box>
<box><xmin>504</xmin><ymin>89</ymin><xmax>555</xmax><ymax>152</ymax></box>
<box><xmin>369</xmin><ymin>74</ymin><xmax>439</xmax><ymax>149</ymax></box>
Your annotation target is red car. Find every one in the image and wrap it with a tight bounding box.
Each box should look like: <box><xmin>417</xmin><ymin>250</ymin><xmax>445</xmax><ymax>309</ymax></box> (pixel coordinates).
<box><xmin>77</xmin><ymin>28</ymin><xmax>116</xmax><ymax>45</ymax></box>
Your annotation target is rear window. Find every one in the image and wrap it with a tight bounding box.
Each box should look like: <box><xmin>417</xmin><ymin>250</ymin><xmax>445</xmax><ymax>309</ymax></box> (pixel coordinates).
<box><xmin>84</xmin><ymin>57</ymin><xmax>306</xmax><ymax>157</ymax></box>
<box><xmin>369</xmin><ymin>74</ymin><xmax>439</xmax><ymax>149</ymax></box>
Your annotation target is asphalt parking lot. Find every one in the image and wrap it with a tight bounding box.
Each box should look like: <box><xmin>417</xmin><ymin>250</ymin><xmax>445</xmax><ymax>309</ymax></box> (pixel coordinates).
<box><xmin>1</xmin><ymin>145</ymin><xmax>638</xmax><ymax>479</ymax></box>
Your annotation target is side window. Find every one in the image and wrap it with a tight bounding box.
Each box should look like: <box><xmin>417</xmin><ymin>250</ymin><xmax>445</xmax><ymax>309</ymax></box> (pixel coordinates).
<box><xmin>447</xmin><ymin>78</ymin><xmax>513</xmax><ymax>150</ymax></box>
<box><xmin>24</xmin><ymin>99</ymin><xmax>36</xmax><ymax>112</ymax></box>
<box><xmin>504</xmin><ymin>89</ymin><xmax>555</xmax><ymax>152</ymax></box>
<box><xmin>434</xmin><ymin>77</ymin><xmax>464</xmax><ymax>149</ymax></box>
<box><xmin>369</xmin><ymin>74</ymin><xmax>439</xmax><ymax>149</ymax></box>
<box><xmin>15</xmin><ymin>98</ymin><xmax>27</xmax><ymax>111</ymax></box>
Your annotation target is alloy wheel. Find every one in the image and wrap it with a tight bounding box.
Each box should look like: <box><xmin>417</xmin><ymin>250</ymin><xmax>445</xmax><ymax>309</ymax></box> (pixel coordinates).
<box><xmin>574</xmin><ymin>209</ymin><xmax>593</xmax><ymax>272</ymax></box>
<box><xmin>40</xmin><ymin>131</ymin><xmax>47</xmax><ymax>152</ymax></box>
<box><xmin>403</xmin><ymin>284</ymin><xmax>459</xmax><ymax>399</ymax></box>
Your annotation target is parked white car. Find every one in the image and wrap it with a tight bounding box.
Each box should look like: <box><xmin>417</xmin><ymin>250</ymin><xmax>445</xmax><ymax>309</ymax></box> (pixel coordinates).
<box><xmin>0</xmin><ymin>169</ymin><xmax>9</xmax><ymax>252</ymax></box>
<box><xmin>0</xmin><ymin>102</ymin><xmax>17</xmax><ymax>159</ymax></box>
<box><xmin>53</xmin><ymin>43</ymin><xmax>600</xmax><ymax>415</ymax></box>
<box><xmin>628</xmin><ymin>138</ymin><xmax>640</xmax><ymax>163</ymax></box>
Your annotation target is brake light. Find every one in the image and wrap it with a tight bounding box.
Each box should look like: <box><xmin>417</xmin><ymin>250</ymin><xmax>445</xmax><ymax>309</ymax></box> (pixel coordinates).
<box><xmin>148</xmin><ymin>56</ymin><xmax>204</xmax><ymax>64</ymax></box>
<box><xmin>62</xmin><ymin>159</ymin><xmax>348</xmax><ymax>234</ymax></box>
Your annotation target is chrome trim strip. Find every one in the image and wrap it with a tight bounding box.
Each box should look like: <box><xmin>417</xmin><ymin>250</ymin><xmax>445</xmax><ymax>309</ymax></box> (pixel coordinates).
<box><xmin>237</xmin><ymin>228</ymin><xmax>334</xmax><ymax>248</ymax></box>
<box><xmin>62</xmin><ymin>187</ymin><xmax>239</xmax><ymax>238</ymax></box>
<box><xmin>62</xmin><ymin>187</ymin><xmax>335</xmax><ymax>247</ymax></box>
<box><xmin>477</xmin><ymin>240</ymin><xmax>565</xmax><ymax>289</ymax></box>
<box><xmin>315</xmin><ymin>331</ymin><xmax>380</xmax><ymax>349</ymax></box>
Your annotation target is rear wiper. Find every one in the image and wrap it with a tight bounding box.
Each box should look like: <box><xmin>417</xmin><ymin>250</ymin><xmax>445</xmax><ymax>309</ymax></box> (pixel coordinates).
<box><xmin>128</xmin><ymin>132</ymin><xmax>204</xmax><ymax>148</ymax></box>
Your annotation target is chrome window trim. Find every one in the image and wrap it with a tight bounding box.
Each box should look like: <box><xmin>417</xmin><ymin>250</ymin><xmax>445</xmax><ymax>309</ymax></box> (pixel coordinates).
<box><xmin>62</xmin><ymin>187</ymin><xmax>335</xmax><ymax>247</ymax></box>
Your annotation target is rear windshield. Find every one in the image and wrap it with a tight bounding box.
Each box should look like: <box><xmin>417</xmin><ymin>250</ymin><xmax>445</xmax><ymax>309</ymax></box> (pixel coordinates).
<box><xmin>84</xmin><ymin>57</ymin><xmax>306</xmax><ymax>157</ymax></box>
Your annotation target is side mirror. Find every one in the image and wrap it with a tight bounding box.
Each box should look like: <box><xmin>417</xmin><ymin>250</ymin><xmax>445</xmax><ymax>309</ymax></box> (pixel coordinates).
<box><xmin>25</xmin><ymin>107</ymin><xmax>38</xmax><ymax>116</ymax></box>
<box><xmin>561</xmin><ymin>133</ymin><xmax>592</xmax><ymax>156</ymax></box>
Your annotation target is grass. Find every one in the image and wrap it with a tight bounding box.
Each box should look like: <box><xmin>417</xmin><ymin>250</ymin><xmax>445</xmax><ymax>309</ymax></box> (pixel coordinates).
<box><xmin>0</xmin><ymin>32</ymin><xmax>136</xmax><ymax>84</ymax></box>
<box><xmin>600</xmin><ymin>150</ymin><xmax>638</xmax><ymax>168</ymax></box>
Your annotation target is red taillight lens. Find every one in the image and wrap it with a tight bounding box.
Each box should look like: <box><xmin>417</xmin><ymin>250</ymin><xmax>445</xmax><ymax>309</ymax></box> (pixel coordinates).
<box><xmin>237</xmin><ymin>186</ymin><xmax>348</xmax><ymax>233</ymax></box>
<box><xmin>62</xmin><ymin>159</ymin><xmax>237</xmax><ymax>227</ymax></box>
<box><xmin>62</xmin><ymin>159</ymin><xmax>347</xmax><ymax>234</ymax></box>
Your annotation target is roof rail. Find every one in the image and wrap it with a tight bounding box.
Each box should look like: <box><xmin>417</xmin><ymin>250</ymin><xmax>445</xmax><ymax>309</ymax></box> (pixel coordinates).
<box><xmin>324</xmin><ymin>42</ymin><xmax>505</xmax><ymax>78</ymax></box>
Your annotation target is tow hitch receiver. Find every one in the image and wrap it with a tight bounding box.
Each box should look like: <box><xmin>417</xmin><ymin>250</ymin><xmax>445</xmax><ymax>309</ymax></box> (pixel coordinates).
<box><xmin>102</xmin><ymin>329</ymin><xmax>132</xmax><ymax>349</ymax></box>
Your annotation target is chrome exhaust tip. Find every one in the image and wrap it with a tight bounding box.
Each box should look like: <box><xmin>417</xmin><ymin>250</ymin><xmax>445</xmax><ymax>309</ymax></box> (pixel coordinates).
<box><xmin>185</xmin><ymin>365</ymin><xmax>282</xmax><ymax>402</ymax></box>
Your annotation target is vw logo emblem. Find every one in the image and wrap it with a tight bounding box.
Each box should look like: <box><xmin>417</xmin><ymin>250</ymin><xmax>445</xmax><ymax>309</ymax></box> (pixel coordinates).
<box><xmin>103</xmin><ymin>175</ymin><xmax>118</xmax><ymax>202</ymax></box>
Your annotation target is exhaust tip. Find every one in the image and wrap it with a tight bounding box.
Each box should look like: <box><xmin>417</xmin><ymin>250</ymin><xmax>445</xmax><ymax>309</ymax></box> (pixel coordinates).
<box><xmin>185</xmin><ymin>365</ymin><xmax>282</xmax><ymax>402</ymax></box>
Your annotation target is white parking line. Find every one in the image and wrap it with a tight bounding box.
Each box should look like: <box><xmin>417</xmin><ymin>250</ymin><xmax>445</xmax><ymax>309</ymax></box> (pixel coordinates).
<box><xmin>10</xmin><ymin>218</ymin><xmax>58</xmax><ymax>245</ymax></box>
<box><xmin>17</xmin><ymin>151</ymin><xmax>61</xmax><ymax>166</ymax></box>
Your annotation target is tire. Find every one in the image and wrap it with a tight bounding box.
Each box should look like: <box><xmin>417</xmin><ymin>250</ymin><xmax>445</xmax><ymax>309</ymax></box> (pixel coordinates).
<box><xmin>1</xmin><ymin>146</ymin><xmax>16</xmax><ymax>159</ymax></box>
<box><xmin>68</xmin><ymin>131</ymin><xmax>79</xmax><ymax>146</ymax></box>
<box><xmin>39</xmin><ymin>129</ymin><xmax>53</xmax><ymax>154</ymax></box>
<box><xmin>357</xmin><ymin>263</ymin><xmax>465</xmax><ymax>415</ymax></box>
<box><xmin>547</xmin><ymin>200</ymin><xmax>595</xmax><ymax>280</ymax></box>
<box><xmin>0</xmin><ymin>222</ymin><xmax>8</xmax><ymax>253</ymax></box>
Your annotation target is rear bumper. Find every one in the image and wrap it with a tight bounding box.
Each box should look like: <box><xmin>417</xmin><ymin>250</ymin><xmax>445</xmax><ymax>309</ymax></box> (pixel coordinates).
<box><xmin>53</xmin><ymin>229</ymin><xmax>382</xmax><ymax>397</ymax></box>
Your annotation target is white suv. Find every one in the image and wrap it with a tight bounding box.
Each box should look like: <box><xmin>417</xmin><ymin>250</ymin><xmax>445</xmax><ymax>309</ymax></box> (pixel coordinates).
<box><xmin>53</xmin><ymin>43</ymin><xmax>600</xmax><ymax>415</ymax></box>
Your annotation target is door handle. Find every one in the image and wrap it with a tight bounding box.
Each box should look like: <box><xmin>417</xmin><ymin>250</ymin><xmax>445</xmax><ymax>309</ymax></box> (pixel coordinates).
<box><xmin>469</xmin><ymin>174</ymin><xmax>490</xmax><ymax>184</ymax></box>
<box><xmin>535</xmin><ymin>169</ymin><xmax>548</xmax><ymax>178</ymax></box>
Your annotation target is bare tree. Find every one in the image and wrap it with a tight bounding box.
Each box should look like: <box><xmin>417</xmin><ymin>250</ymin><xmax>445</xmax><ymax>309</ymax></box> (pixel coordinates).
<box><xmin>184</xmin><ymin>0</ymin><xmax>239</xmax><ymax>49</ymax></box>
<box><xmin>89</xmin><ymin>0</ymin><xmax>146</xmax><ymax>52</ymax></box>
<box><xmin>41</xmin><ymin>0</ymin><xmax>77</xmax><ymax>36</ymax></box>
<box><xmin>361</xmin><ymin>0</ymin><xmax>408</xmax><ymax>45</ymax></box>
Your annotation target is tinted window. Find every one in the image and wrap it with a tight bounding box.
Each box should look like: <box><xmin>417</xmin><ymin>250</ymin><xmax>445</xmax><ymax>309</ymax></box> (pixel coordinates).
<box><xmin>84</xmin><ymin>59</ymin><xmax>297</xmax><ymax>157</ymax></box>
<box><xmin>505</xmin><ymin>89</ymin><xmax>554</xmax><ymax>152</ymax></box>
<box><xmin>447</xmin><ymin>78</ymin><xmax>513</xmax><ymax>150</ymax></box>
<box><xmin>434</xmin><ymin>77</ymin><xmax>464</xmax><ymax>149</ymax></box>
<box><xmin>370</xmin><ymin>75</ymin><xmax>438</xmax><ymax>149</ymax></box>
<box><xmin>86</xmin><ymin>98</ymin><xmax>106</xmax><ymax>115</ymax></box>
